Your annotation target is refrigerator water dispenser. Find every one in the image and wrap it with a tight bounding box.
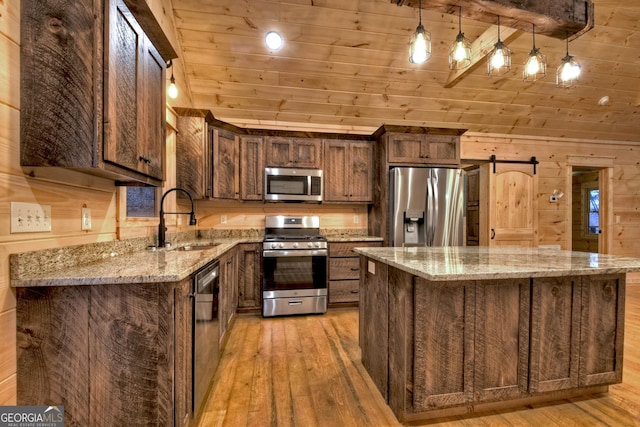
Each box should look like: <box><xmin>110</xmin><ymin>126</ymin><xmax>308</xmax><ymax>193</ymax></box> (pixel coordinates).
<box><xmin>403</xmin><ymin>209</ymin><xmax>425</xmax><ymax>245</ymax></box>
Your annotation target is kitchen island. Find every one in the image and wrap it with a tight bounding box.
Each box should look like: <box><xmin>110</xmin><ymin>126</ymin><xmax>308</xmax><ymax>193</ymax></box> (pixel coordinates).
<box><xmin>354</xmin><ymin>246</ymin><xmax>640</xmax><ymax>423</ymax></box>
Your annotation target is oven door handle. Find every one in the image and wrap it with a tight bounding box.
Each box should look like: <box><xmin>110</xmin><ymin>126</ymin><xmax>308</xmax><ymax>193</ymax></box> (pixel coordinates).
<box><xmin>263</xmin><ymin>249</ymin><xmax>328</xmax><ymax>257</ymax></box>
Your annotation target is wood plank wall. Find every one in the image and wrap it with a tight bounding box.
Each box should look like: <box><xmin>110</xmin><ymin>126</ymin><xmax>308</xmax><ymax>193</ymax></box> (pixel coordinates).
<box><xmin>461</xmin><ymin>133</ymin><xmax>640</xmax><ymax>258</ymax></box>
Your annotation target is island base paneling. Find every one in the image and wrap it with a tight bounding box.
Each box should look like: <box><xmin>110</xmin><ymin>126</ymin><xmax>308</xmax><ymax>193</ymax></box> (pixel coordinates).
<box><xmin>359</xmin><ymin>256</ymin><xmax>627</xmax><ymax>423</ymax></box>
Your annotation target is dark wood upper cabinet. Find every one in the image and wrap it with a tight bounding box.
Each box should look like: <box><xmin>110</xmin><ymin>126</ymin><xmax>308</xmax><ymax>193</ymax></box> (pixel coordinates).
<box><xmin>324</xmin><ymin>140</ymin><xmax>373</xmax><ymax>203</ymax></box>
<box><xmin>20</xmin><ymin>0</ymin><xmax>176</xmax><ymax>186</ymax></box>
<box><xmin>103</xmin><ymin>0</ymin><xmax>166</xmax><ymax>181</ymax></box>
<box><xmin>212</xmin><ymin>128</ymin><xmax>239</xmax><ymax>199</ymax></box>
<box><xmin>239</xmin><ymin>136</ymin><xmax>264</xmax><ymax>201</ymax></box>
<box><xmin>175</xmin><ymin>110</ymin><xmax>213</xmax><ymax>199</ymax></box>
<box><xmin>265</xmin><ymin>137</ymin><xmax>322</xmax><ymax>169</ymax></box>
<box><xmin>386</xmin><ymin>133</ymin><xmax>460</xmax><ymax>166</ymax></box>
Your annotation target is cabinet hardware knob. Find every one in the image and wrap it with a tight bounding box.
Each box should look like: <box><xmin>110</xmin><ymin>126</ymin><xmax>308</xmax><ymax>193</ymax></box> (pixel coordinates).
<box><xmin>350</xmin><ymin>267</ymin><xmax>359</xmax><ymax>271</ymax></box>
<box><xmin>350</xmin><ymin>290</ymin><xmax>359</xmax><ymax>294</ymax></box>
<box><xmin>491</xmin><ymin>229</ymin><xmax>496</xmax><ymax>239</ymax></box>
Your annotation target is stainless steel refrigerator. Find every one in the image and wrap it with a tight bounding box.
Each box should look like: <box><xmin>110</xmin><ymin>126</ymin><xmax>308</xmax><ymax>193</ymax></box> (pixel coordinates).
<box><xmin>389</xmin><ymin>167</ymin><xmax>466</xmax><ymax>247</ymax></box>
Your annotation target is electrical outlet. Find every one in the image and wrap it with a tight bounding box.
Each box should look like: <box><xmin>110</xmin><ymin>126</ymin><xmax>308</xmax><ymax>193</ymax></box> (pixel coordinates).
<box><xmin>221</xmin><ymin>215</ymin><xmax>227</xmax><ymax>224</ymax></box>
<box><xmin>81</xmin><ymin>207</ymin><xmax>92</xmax><ymax>231</ymax></box>
<box><xmin>11</xmin><ymin>202</ymin><xmax>52</xmax><ymax>233</ymax></box>
<box><xmin>353</xmin><ymin>215</ymin><xmax>360</xmax><ymax>224</ymax></box>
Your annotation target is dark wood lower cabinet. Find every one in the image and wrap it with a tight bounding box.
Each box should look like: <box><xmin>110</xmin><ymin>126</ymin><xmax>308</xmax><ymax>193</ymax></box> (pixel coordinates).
<box><xmin>360</xmin><ymin>260</ymin><xmax>626</xmax><ymax>423</ymax></box>
<box><xmin>580</xmin><ymin>274</ymin><xmax>625</xmax><ymax>386</ymax></box>
<box><xmin>17</xmin><ymin>280</ymin><xmax>190</xmax><ymax>426</ymax></box>
<box><xmin>237</xmin><ymin>243</ymin><xmax>262</xmax><ymax>312</ymax></box>
<box><xmin>474</xmin><ymin>278</ymin><xmax>530</xmax><ymax>402</ymax></box>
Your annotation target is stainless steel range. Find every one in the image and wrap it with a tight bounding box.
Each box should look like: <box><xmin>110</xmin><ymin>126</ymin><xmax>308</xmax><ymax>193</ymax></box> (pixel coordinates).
<box><xmin>262</xmin><ymin>215</ymin><xmax>328</xmax><ymax>317</ymax></box>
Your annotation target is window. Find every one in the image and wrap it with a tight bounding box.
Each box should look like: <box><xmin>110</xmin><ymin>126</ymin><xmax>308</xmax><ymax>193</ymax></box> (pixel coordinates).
<box><xmin>126</xmin><ymin>186</ymin><xmax>158</xmax><ymax>217</ymax></box>
<box><xmin>586</xmin><ymin>188</ymin><xmax>599</xmax><ymax>235</ymax></box>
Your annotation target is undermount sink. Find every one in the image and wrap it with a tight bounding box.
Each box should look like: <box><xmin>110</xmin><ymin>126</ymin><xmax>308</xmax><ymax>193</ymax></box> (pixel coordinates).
<box><xmin>173</xmin><ymin>243</ymin><xmax>220</xmax><ymax>251</ymax></box>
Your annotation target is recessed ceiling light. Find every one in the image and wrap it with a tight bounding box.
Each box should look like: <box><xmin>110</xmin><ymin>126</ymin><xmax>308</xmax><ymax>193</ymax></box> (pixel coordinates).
<box><xmin>265</xmin><ymin>31</ymin><xmax>283</xmax><ymax>50</ymax></box>
<box><xmin>598</xmin><ymin>96</ymin><xmax>610</xmax><ymax>106</ymax></box>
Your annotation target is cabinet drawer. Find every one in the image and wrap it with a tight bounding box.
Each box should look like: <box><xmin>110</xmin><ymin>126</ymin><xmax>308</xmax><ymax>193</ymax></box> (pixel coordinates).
<box><xmin>330</xmin><ymin>241</ymin><xmax>380</xmax><ymax>257</ymax></box>
<box><xmin>329</xmin><ymin>258</ymin><xmax>360</xmax><ymax>280</ymax></box>
<box><xmin>329</xmin><ymin>280</ymin><xmax>360</xmax><ymax>303</ymax></box>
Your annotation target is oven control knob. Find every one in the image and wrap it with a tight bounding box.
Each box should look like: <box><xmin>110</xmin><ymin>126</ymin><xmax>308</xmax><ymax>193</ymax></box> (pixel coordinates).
<box><xmin>278</xmin><ymin>243</ymin><xmax>284</xmax><ymax>249</ymax></box>
<box><xmin>314</xmin><ymin>242</ymin><xmax>321</xmax><ymax>248</ymax></box>
<box><xmin>293</xmin><ymin>242</ymin><xmax>299</xmax><ymax>248</ymax></box>
<box><xmin>307</xmin><ymin>242</ymin><xmax>313</xmax><ymax>248</ymax></box>
<box><xmin>270</xmin><ymin>243</ymin><xmax>277</xmax><ymax>249</ymax></box>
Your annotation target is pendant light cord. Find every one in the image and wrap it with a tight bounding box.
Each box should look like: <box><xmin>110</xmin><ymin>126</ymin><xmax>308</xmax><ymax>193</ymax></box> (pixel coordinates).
<box><xmin>497</xmin><ymin>16</ymin><xmax>501</xmax><ymax>41</ymax></box>
<box><xmin>418</xmin><ymin>0</ymin><xmax>422</xmax><ymax>25</ymax></box>
<box><xmin>458</xmin><ymin>6</ymin><xmax>462</xmax><ymax>32</ymax></box>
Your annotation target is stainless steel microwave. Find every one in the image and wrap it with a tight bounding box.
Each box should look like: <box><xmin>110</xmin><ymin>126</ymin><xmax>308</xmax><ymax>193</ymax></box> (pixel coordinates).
<box><xmin>264</xmin><ymin>168</ymin><xmax>323</xmax><ymax>202</ymax></box>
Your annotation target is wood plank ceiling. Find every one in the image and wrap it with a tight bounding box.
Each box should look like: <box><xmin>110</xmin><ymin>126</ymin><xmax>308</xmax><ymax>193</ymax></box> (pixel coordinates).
<box><xmin>168</xmin><ymin>0</ymin><xmax>640</xmax><ymax>142</ymax></box>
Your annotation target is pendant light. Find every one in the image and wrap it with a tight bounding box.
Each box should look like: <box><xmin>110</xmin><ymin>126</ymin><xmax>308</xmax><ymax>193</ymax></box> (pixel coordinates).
<box><xmin>487</xmin><ymin>16</ymin><xmax>511</xmax><ymax>76</ymax></box>
<box><xmin>523</xmin><ymin>24</ymin><xmax>546</xmax><ymax>82</ymax></box>
<box><xmin>556</xmin><ymin>36</ymin><xmax>581</xmax><ymax>88</ymax></box>
<box><xmin>409</xmin><ymin>0</ymin><xmax>431</xmax><ymax>64</ymax></box>
<box><xmin>448</xmin><ymin>6</ymin><xmax>471</xmax><ymax>70</ymax></box>
<box><xmin>167</xmin><ymin>60</ymin><xmax>178</xmax><ymax>99</ymax></box>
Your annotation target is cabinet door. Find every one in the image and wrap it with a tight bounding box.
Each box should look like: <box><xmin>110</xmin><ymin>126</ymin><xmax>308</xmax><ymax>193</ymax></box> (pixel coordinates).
<box><xmin>265</xmin><ymin>137</ymin><xmax>292</xmax><ymax>167</ymax></box>
<box><xmin>174</xmin><ymin>279</ymin><xmax>193</xmax><ymax>427</ymax></box>
<box><xmin>265</xmin><ymin>137</ymin><xmax>322</xmax><ymax>168</ymax></box>
<box><xmin>529</xmin><ymin>276</ymin><xmax>581</xmax><ymax>392</ymax></box>
<box><xmin>240</xmin><ymin>136</ymin><xmax>264</xmax><ymax>200</ymax></box>
<box><xmin>293</xmin><ymin>138</ymin><xmax>322</xmax><ymax>168</ymax></box>
<box><xmin>324</xmin><ymin>141</ymin><xmax>373</xmax><ymax>203</ymax></box>
<box><xmin>138</xmin><ymin>39</ymin><xmax>166</xmax><ymax>180</ymax></box>
<box><xmin>212</xmin><ymin>128</ymin><xmax>239</xmax><ymax>199</ymax></box>
<box><xmin>104</xmin><ymin>0</ymin><xmax>141</xmax><ymax>173</ymax></box>
<box><xmin>176</xmin><ymin>116</ymin><xmax>207</xmax><ymax>199</ymax></box>
<box><xmin>428</xmin><ymin>134</ymin><xmax>460</xmax><ymax>165</ymax></box>
<box><xmin>579</xmin><ymin>274</ymin><xmax>624</xmax><ymax>386</ymax></box>
<box><xmin>474</xmin><ymin>278</ymin><xmax>530</xmax><ymax>402</ymax></box>
<box><xmin>386</xmin><ymin>134</ymin><xmax>429</xmax><ymax>164</ymax></box>
<box><xmin>324</xmin><ymin>141</ymin><xmax>350</xmax><ymax>202</ymax></box>
<box><xmin>413</xmin><ymin>279</ymin><xmax>475</xmax><ymax>410</ymax></box>
<box><xmin>104</xmin><ymin>0</ymin><xmax>165</xmax><ymax>181</ymax></box>
<box><xmin>349</xmin><ymin>142</ymin><xmax>373</xmax><ymax>202</ymax></box>
<box><xmin>237</xmin><ymin>244</ymin><xmax>261</xmax><ymax>310</ymax></box>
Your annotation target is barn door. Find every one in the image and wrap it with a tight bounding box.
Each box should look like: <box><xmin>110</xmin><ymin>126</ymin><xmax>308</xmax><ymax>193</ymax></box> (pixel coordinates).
<box><xmin>480</xmin><ymin>163</ymin><xmax>538</xmax><ymax>247</ymax></box>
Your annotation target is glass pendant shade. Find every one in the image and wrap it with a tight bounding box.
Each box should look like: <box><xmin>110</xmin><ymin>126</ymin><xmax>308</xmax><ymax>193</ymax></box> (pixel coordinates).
<box><xmin>523</xmin><ymin>25</ymin><xmax>546</xmax><ymax>82</ymax></box>
<box><xmin>409</xmin><ymin>0</ymin><xmax>431</xmax><ymax>64</ymax></box>
<box><xmin>556</xmin><ymin>38</ymin><xmax>581</xmax><ymax>88</ymax></box>
<box><xmin>523</xmin><ymin>47</ymin><xmax>547</xmax><ymax>82</ymax></box>
<box><xmin>449</xmin><ymin>7</ymin><xmax>471</xmax><ymax>70</ymax></box>
<box><xmin>409</xmin><ymin>25</ymin><xmax>431</xmax><ymax>64</ymax></box>
<box><xmin>167</xmin><ymin>61</ymin><xmax>178</xmax><ymax>99</ymax></box>
<box><xmin>488</xmin><ymin>41</ymin><xmax>511</xmax><ymax>76</ymax></box>
<box><xmin>556</xmin><ymin>54</ymin><xmax>581</xmax><ymax>87</ymax></box>
<box><xmin>487</xmin><ymin>17</ymin><xmax>511</xmax><ymax>76</ymax></box>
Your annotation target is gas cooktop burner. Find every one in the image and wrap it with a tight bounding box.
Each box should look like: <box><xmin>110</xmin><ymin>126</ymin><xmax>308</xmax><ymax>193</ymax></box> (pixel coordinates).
<box><xmin>264</xmin><ymin>234</ymin><xmax>326</xmax><ymax>242</ymax></box>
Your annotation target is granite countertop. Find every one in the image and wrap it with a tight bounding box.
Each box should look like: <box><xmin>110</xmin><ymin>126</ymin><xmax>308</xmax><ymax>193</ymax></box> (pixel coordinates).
<box><xmin>10</xmin><ymin>237</ymin><xmax>262</xmax><ymax>288</ymax></box>
<box><xmin>10</xmin><ymin>228</ymin><xmax>383</xmax><ymax>288</ymax></box>
<box><xmin>324</xmin><ymin>235</ymin><xmax>383</xmax><ymax>243</ymax></box>
<box><xmin>354</xmin><ymin>246</ymin><xmax>640</xmax><ymax>281</ymax></box>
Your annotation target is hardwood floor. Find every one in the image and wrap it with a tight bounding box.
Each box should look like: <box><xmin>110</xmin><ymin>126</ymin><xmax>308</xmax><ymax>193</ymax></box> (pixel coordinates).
<box><xmin>199</xmin><ymin>285</ymin><xmax>640</xmax><ymax>426</ymax></box>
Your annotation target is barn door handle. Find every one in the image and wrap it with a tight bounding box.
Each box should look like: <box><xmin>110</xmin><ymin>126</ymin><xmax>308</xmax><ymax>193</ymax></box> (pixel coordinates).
<box><xmin>491</xmin><ymin>229</ymin><xmax>496</xmax><ymax>240</ymax></box>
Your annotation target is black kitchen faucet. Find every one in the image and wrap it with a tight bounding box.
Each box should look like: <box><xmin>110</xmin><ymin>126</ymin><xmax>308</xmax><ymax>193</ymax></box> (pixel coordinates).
<box><xmin>158</xmin><ymin>187</ymin><xmax>197</xmax><ymax>247</ymax></box>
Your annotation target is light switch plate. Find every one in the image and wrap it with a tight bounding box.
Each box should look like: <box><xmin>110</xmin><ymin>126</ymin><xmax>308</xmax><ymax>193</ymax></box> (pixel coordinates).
<box><xmin>81</xmin><ymin>207</ymin><xmax>92</xmax><ymax>231</ymax></box>
<box><xmin>10</xmin><ymin>202</ymin><xmax>52</xmax><ymax>233</ymax></box>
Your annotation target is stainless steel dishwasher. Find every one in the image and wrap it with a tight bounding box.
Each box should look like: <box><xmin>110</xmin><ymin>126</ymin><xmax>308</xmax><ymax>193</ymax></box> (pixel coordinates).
<box><xmin>192</xmin><ymin>260</ymin><xmax>220</xmax><ymax>416</ymax></box>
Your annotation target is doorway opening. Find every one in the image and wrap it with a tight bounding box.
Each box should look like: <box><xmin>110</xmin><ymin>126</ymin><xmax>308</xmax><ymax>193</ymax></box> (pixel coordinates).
<box><xmin>571</xmin><ymin>167</ymin><xmax>601</xmax><ymax>253</ymax></box>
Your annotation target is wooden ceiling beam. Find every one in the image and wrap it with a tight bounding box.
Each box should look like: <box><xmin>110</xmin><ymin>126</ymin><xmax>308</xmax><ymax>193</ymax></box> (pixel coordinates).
<box><xmin>394</xmin><ymin>0</ymin><xmax>594</xmax><ymax>40</ymax></box>
<box><xmin>444</xmin><ymin>26</ymin><xmax>522</xmax><ymax>88</ymax></box>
